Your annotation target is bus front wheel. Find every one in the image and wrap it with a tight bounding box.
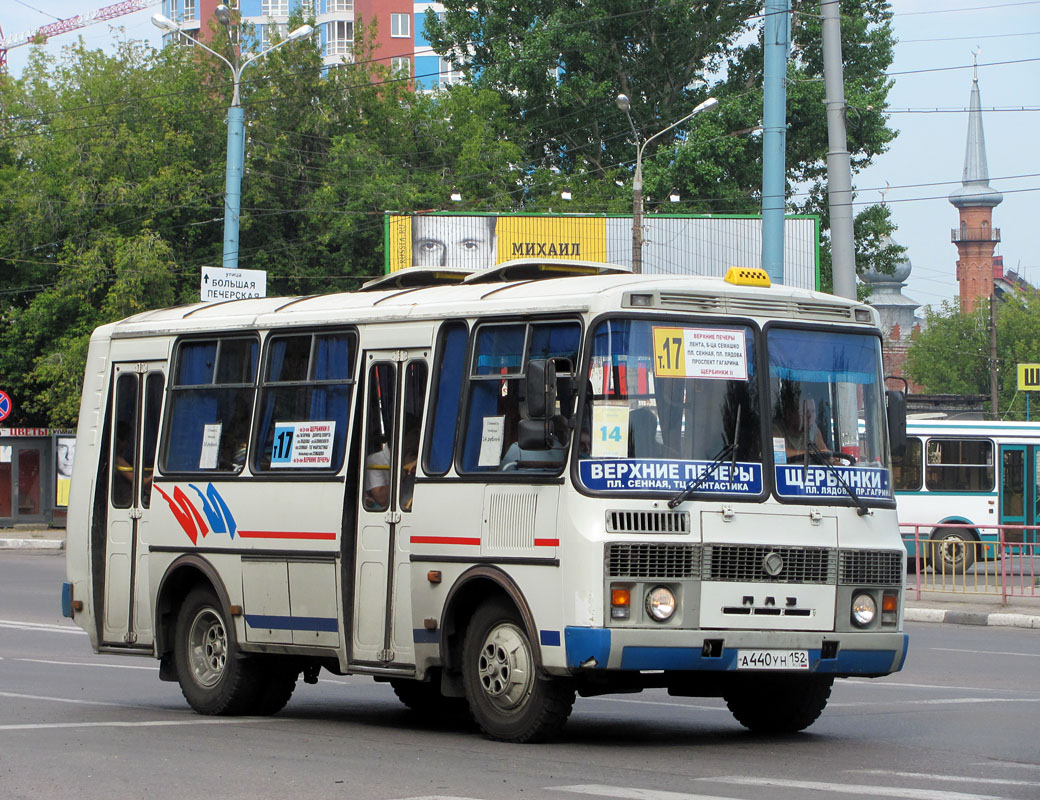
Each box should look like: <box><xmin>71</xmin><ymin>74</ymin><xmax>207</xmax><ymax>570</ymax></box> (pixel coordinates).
<box><xmin>724</xmin><ymin>674</ymin><xmax>833</xmax><ymax>733</ymax></box>
<box><xmin>173</xmin><ymin>586</ymin><xmax>260</xmax><ymax>715</ymax></box>
<box><xmin>462</xmin><ymin>601</ymin><xmax>575</xmax><ymax>742</ymax></box>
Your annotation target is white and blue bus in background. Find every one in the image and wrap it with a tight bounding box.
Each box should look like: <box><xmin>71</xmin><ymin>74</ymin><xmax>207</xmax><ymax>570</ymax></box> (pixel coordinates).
<box><xmin>893</xmin><ymin>419</ymin><xmax>1040</xmax><ymax>571</ymax></box>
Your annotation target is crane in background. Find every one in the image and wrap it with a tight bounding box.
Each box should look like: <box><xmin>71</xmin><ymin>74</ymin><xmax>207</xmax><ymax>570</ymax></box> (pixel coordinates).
<box><xmin>0</xmin><ymin>0</ymin><xmax>162</xmax><ymax>74</ymax></box>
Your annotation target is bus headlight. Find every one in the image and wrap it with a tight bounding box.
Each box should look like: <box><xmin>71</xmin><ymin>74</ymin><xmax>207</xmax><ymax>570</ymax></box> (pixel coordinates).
<box><xmin>646</xmin><ymin>587</ymin><xmax>676</xmax><ymax>622</ymax></box>
<box><xmin>851</xmin><ymin>592</ymin><xmax>877</xmax><ymax>627</ymax></box>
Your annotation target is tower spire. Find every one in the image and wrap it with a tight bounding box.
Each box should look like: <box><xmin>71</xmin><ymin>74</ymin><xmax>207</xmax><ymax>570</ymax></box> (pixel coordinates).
<box><xmin>949</xmin><ymin>68</ymin><xmax>1002</xmax><ymax>313</ymax></box>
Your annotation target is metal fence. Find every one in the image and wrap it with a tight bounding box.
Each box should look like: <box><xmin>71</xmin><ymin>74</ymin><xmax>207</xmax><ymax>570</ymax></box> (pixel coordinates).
<box><xmin>900</xmin><ymin>523</ymin><xmax>1039</xmax><ymax>602</ymax></box>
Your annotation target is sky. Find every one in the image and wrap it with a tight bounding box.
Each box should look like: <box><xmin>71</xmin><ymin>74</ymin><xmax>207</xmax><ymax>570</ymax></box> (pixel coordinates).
<box><xmin>2</xmin><ymin>0</ymin><xmax>1038</xmax><ymax>310</ymax></box>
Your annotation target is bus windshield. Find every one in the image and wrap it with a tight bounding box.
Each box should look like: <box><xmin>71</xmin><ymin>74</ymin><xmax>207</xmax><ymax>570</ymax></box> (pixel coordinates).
<box><xmin>576</xmin><ymin>319</ymin><xmax>892</xmax><ymax>503</ymax></box>
<box><xmin>577</xmin><ymin>318</ymin><xmax>763</xmax><ymax>497</ymax></box>
<box><xmin>767</xmin><ymin>326</ymin><xmax>891</xmax><ymax>501</ymax></box>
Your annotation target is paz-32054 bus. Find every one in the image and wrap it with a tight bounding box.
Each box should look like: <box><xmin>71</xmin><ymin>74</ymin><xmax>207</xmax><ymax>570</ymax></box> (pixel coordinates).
<box><xmin>62</xmin><ymin>260</ymin><xmax>909</xmax><ymax>742</ymax></box>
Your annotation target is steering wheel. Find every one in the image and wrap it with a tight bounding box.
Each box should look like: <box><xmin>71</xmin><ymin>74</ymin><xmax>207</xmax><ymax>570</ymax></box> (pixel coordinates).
<box><xmin>830</xmin><ymin>450</ymin><xmax>856</xmax><ymax>465</ymax></box>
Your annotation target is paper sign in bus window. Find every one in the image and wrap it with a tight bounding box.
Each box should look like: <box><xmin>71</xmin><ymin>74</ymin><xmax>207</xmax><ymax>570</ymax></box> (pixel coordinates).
<box><xmin>652</xmin><ymin>327</ymin><xmax>748</xmax><ymax>381</ymax></box>
<box><xmin>199</xmin><ymin>423</ymin><xmax>222</xmax><ymax>469</ymax></box>
<box><xmin>271</xmin><ymin>421</ymin><xmax>336</xmax><ymax>468</ymax></box>
<box><xmin>478</xmin><ymin>416</ymin><xmax>505</xmax><ymax>467</ymax></box>
<box><xmin>591</xmin><ymin>405</ymin><xmax>629</xmax><ymax>458</ymax></box>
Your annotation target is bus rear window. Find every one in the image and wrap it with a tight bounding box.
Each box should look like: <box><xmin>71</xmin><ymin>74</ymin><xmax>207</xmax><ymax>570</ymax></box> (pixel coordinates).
<box><xmin>925</xmin><ymin>438</ymin><xmax>994</xmax><ymax>492</ymax></box>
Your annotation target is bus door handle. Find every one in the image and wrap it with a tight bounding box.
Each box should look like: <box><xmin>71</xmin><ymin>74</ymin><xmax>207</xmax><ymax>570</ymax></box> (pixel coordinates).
<box><xmin>384</xmin><ymin>511</ymin><xmax>402</xmax><ymax>525</ymax></box>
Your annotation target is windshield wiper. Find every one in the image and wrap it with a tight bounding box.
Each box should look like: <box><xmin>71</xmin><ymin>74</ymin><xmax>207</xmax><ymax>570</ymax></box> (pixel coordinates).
<box><xmin>807</xmin><ymin>442</ymin><xmax>870</xmax><ymax>516</ymax></box>
<box><xmin>668</xmin><ymin>407</ymin><xmax>742</xmax><ymax>509</ymax></box>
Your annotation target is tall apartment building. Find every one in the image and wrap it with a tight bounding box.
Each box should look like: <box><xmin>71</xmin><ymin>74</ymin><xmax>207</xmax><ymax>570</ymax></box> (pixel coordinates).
<box><xmin>161</xmin><ymin>0</ymin><xmax>462</xmax><ymax>89</ymax></box>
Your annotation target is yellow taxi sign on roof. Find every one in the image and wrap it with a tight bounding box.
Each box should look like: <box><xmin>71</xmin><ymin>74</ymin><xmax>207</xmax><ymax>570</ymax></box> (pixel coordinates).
<box><xmin>724</xmin><ymin>266</ymin><xmax>771</xmax><ymax>287</ymax></box>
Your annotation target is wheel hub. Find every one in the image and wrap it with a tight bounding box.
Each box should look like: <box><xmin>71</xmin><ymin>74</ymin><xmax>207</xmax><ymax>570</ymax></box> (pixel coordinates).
<box><xmin>188</xmin><ymin>609</ymin><xmax>227</xmax><ymax>688</ymax></box>
<box><xmin>477</xmin><ymin>622</ymin><xmax>534</xmax><ymax>713</ymax></box>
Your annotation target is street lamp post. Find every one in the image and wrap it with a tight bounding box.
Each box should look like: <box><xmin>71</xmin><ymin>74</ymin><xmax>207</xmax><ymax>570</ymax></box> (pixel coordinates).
<box><xmin>616</xmin><ymin>94</ymin><xmax>718</xmax><ymax>273</ymax></box>
<box><xmin>152</xmin><ymin>7</ymin><xmax>313</xmax><ymax>271</ymax></box>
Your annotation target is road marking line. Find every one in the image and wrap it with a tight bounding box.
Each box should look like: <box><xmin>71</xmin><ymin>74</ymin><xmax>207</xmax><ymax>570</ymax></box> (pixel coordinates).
<box><xmin>831</xmin><ymin>697</ymin><xmax>1040</xmax><ymax>708</ymax></box>
<box><xmin>0</xmin><ymin>718</ymin><xmax>275</xmax><ymax>732</ymax></box>
<box><xmin>13</xmin><ymin>658</ymin><xmax>156</xmax><ymax>671</ymax></box>
<box><xmin>705</xmin><ymin>775</ymin><xmax>1010</xmax><ymax>800</ymax></box>
<box><xmin>847</xmin><ymin>679</ymin><xmax>1040</xmax><ymax>696</ymax></box>
<box><xmin>0</xmin><ymin>619</ymin><xmax>86</xmax><ymax>635</ymax></box>
<box><xmin>930</xmin><ymin>647</ymin><xmax>1040</xmax><ymax>659</ymax></box>
<box><xmin>852</xmin><ymin>770</ymin><xmax>1040</xmax><ymax>788</ymax></box>
<box><xmin>0</xmin><ymin>691</ymin><xmax>129</xmax><ymax>707</ymax></box>
<box><xmin>553</xmin><ymin>786</ymin><xmax>742</xmax><ymax>800</ymax></box>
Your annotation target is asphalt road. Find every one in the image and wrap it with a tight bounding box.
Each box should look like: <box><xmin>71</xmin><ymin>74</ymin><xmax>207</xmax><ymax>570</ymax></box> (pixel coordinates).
<box><xmin>2</xmin><ymin>552</ymin><xmax>1039</xmax><ymax>800</ymax></box>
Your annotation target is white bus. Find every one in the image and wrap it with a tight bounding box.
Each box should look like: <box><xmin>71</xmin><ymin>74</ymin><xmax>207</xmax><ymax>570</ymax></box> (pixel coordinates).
<box><xmin>893</xmin><ymin>419</ymin><xmax>1040</xmax><ymax>571</ymax></box>
<box><xmin>62</xmin><ymin>259</ymin><xmax>909</xmax><ymax>742</ymax></box>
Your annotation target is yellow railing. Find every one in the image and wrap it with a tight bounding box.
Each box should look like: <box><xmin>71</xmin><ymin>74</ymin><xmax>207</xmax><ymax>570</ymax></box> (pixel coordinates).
<box><xmin>901</xmin><ymin>523</ymin><xmax>1039</xmax><ymax>601</ymax></box>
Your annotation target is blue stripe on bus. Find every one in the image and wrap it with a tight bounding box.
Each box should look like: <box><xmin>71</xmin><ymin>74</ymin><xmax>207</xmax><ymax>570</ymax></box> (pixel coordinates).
<box><xmin>617</xmin><ymin>646</ymin><xmax>904</xmax><ymax>674</ymax></box>
<box><xmin>413</xmin><ymin>628</ymin><xmax>441</xmax><ymax>644</ymax></box>
<box><xmin>244</xmin><ymin>614</ymin><xmax>338</xmax><ymax>633</ymax></box>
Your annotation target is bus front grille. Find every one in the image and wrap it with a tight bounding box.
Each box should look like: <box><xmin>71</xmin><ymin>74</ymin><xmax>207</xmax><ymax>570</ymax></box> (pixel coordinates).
<box><xmin>839</xmin><ymin>550</ymin><xmax>904</xmax><ymax>586</ymax></box>
<box><xmin>606</xmin><ymin>543</ymin><xmax>700</xmax><ymax>578</ymax></box>
<box><xmin>606</xmin><ymin>510</ymin><xmax>690</xmax><ymax>535</ymax></box>
<box><xmin>704</xmin><ymin>544</ymin><xmax>835</xmax><ymax>584</ymax></box>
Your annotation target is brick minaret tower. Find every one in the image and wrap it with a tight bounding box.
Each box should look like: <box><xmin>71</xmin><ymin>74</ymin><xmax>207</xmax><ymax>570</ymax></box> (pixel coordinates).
<box><xmin>948</xmin><ymin>67</ymin><xmax>1002</xmax><ymax>313</ymax></box>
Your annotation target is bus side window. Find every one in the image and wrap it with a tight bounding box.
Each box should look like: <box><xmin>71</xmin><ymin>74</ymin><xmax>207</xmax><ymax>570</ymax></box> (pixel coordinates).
<box><xmin>892</xmin><ymin>436</ymin><xmax>922</xmax><ymax>491</ymax></box>
<box><xmin>425</xmin><ymin>322</ymin><xmax>467</xmax><ymax>475</ymax></box>
<box><xmin>399</xmin><ymin>361</ymin><xmax>428</xmax><ymax>512</ymax></box>
<box><xmin>254</xmin><ymin>331</ymin><xmax>354</xmax><ymax>472</ymax></box>
<box><xmin>162</xmin><ymin>337</ymin><xmax>258</xmax><ymax>473</ymax></box>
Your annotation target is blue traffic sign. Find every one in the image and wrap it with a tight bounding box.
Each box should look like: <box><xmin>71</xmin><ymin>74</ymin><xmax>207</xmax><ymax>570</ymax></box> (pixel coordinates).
<box><xmin>0</xmin><ymin>390</ymin><xmax>10</xmax><ymax>422</ymax></box>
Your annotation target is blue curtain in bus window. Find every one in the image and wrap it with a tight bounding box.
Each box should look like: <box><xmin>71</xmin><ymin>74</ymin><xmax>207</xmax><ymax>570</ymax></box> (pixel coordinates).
<box><xmin>529</xmin><ymin>323</ymin><xmax>581</xmax><ymax>367</ymax></box>
<box><xmin>309</xmin><ymin>334</ymin><xmax>352</xmax><ymax>470</ymax></box>
<box><xmin>428</xmin><ymin>323</ymin><xmax>467</xmax><ymax>474</ymax></box>
<box><xmin>768</xmin><ymin>329</ymin><xmax>879</xmax><ymax>385</ymax></box>
<box><xmin>166</xmin><ymin>342</ymin><xmax>219</xmax><ymax>471</ymax></box>
<box><xmin>256</xmin><ymin>339</ymin><xmax>289</xmax><ymax>465</ymax></box>
<box><xmin>474</xmin><ymin>325</ymin><xmax>525</xmax><ymax>375</ymax></box>
<box><xmin>462</xmin><ymin>380</ymin><xmax>502</xmax><ymax>471</ymax></box>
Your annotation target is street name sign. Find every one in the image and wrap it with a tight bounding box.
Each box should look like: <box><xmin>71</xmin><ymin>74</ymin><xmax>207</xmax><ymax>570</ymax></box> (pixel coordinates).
<box><xmin>200</xmin><ymin>266</ymin><xmax>267</xmax><ymax>302</ymax></box>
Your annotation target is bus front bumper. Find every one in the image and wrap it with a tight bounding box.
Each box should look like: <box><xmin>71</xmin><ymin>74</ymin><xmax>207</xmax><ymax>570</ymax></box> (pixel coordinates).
<box><xmin>563</xmin><ymin>626</ymin><xmax>908</xmax><ymax>677</ymax></box>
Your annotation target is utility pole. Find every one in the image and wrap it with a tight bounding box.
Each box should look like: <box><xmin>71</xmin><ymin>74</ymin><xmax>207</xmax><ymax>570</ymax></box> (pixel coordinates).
<box><xmin>990</xmin><ymin>293</ymin><xmax>1000</xmax><ymax>419</ymax></box>
<box><xmin>821</xmin><ymin>0</ymin><xmax>857</xmax><ymax>300</ymax></box>
<box><xmin>761</xmin><ymin>0</ymin><xmax>790</xmax><ymax>285</ymax></box>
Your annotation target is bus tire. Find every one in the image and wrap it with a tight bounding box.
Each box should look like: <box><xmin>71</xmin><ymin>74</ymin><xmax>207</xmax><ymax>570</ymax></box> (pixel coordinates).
<box><xmin>173</xmin><ymin>586</ymin><xmax>260</xmax><ymax>715</ymax></box>
<box><xmin>252</xmin><ymin>660</ymin><xmax>299</xmax><ymax>716</ymax></box>
<box><xmin>462</xmin><ymin>600</ymin><xmax>575</xmax><ymax>743</ymax></box>
<box><xmin>930</xmin><ymin>528</ymin><xmax>976</xmax><ymax>572</ymax></box>
<box><xmin>724</xmin><ymin>674</ymin><xmax>833</xmax><ymax>734</ymax></box>
<box><xmin>390</xmin><ymin>678</ymin><xmax>468</xmax><ymax>718</ymax></box>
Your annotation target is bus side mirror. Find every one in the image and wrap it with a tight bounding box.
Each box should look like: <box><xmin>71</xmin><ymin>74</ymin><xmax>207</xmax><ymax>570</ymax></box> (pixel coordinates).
<box><xmin>525</xmin><ymin>358</ymin><xmax>556</xmax><ymax>420</ymax></box>
<box><xmin>886</xmin><ymin>389</ymin><xmax>907</xmax><ymax>459</ymax></box>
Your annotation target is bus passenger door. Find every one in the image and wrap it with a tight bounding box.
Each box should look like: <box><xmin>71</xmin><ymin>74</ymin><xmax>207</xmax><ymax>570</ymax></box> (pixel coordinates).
<box><xmin>1000</xmin><ymin>444</ymin><xmax>1040</xmax><ymax>546</ymax></box>
<box><xmin>352</xmin><ymin>350</ymin><xmax>429</xmax><ymax>668</ymax></box>
<box><xmin>102</xmin><ymin>363</ymin><xmax>166</xmax><ymax>647</ymax></box>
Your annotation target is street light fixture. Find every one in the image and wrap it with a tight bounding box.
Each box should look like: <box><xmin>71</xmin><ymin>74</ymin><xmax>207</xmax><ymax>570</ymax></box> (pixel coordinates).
<box><xmin>616</xmin><ymin>93</ymin><xmax>718</xmax><ymax>273</ymax></box>
<box><xmin>152</xmin><ymin>7</ymin><xmax>313</xmax><ymax>271</ymax></box>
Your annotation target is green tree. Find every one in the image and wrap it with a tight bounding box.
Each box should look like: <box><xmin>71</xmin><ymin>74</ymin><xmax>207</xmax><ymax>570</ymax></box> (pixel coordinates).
<box><xmin>905</xmin><ymin>292</ymin><xmax>1040</xmax><ymax>420</ymax></box>
<box><xmin>426</xmin><ymin>0</ymin><xmax>901</xmax><ymax>280</ymax></box>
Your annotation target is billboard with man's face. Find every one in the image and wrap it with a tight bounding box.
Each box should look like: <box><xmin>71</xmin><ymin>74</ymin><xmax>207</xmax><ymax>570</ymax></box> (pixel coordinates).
<box><xmin>386</xmin><ymin>213</ymin><xmax>819</xmax><ymax>290</ymax></box>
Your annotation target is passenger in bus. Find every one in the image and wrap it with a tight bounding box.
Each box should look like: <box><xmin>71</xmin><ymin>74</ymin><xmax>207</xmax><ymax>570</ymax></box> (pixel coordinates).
<box><xmin>773</xmin><ymin>395</ymin><xmax>828</xmax><ymax>463</ymax></box>
<box><xmin>363</xmin><ymin>439</ymin><xmax>391</xmax><ymax>510</ymax></box>
<box><xmin>399</xmin><ymin>424</ymin><xmax>421</xmax><ymax>511</ymax></box>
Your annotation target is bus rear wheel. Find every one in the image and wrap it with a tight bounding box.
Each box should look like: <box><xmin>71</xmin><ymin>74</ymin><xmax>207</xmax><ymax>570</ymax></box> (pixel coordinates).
<box><xmin>462</xmin><ymin>601</ymin><xmax>574</xmax><ymax>743</ymax></box>
<box><xmin>930</xmin><ymin>528</ymin><xmax>976</xmax><ymax>572</ymax></box>
<box><xmin>724</xmin><ymin>674</ymin><xmax>833</xmax><ymax>734</ymax></box>
<box><xmin>173</xmin><ymin>586</ymin><xmax>260</xmax><ymax>715</ymax></box>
